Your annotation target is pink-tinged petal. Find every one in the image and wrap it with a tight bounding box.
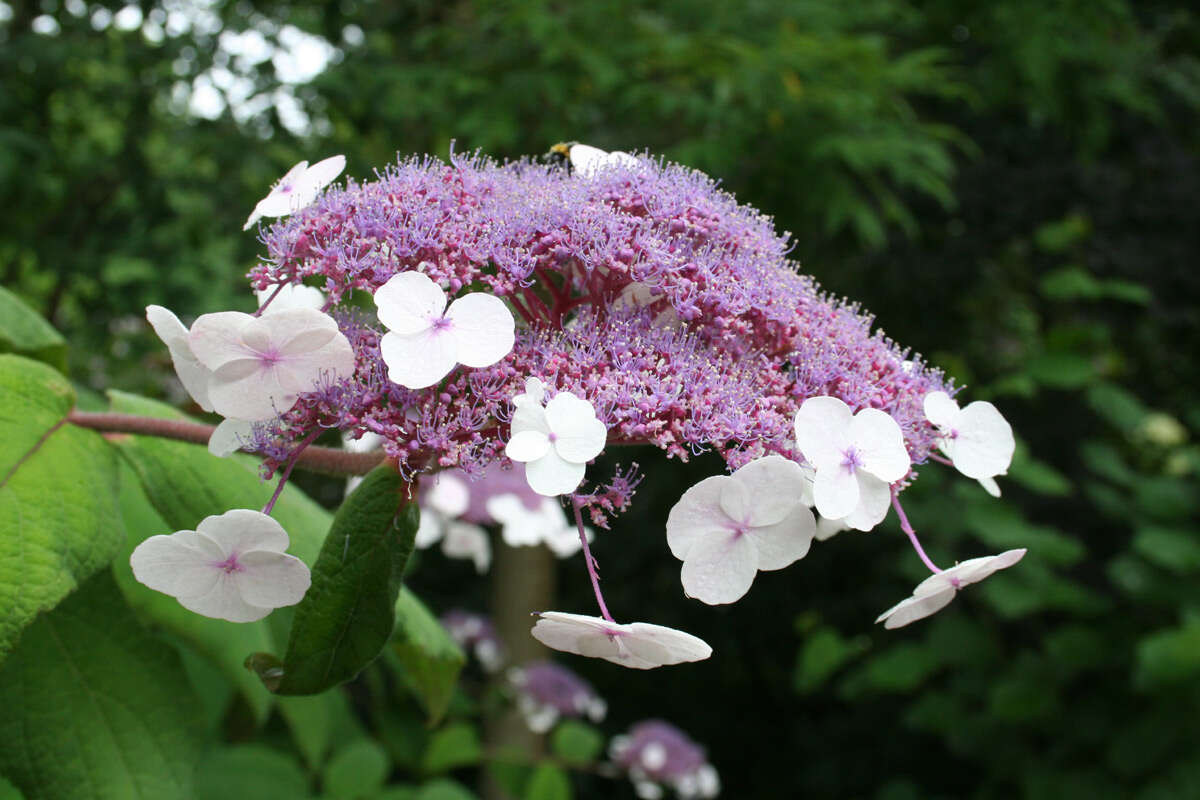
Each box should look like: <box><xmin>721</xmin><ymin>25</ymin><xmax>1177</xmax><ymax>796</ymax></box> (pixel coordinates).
<box><xmin>442</xmin><ymin>523</ymin><xmax>491</xmax><ymax>572</ymax></box>
<box><xmin>716</xmin><ymin>478</ymin><xmax>750</xmax><ymax>525</ymax></box>
<box><xmin>812</xmin><ymin>465</ymin><xmax>859</xmax><ymax>522</ymax></box>
<box><xmin>234</xmin><ymin>551</ymin><xmax>311</xmax><ymax>608</ymax></box>
<box><xmin>196</xmin><ymin>509</ymin><xmax>292</xmax><ymax>555</ymax></box>
<box><xmin>793</xmin><ymin>396</ymin><xmax>854</xmax><ymax>470</ymax></box>
<box><xmin>950</xmin><ymin>401</ymin><xmax>1015</xmax><ymax>479</ymax></box>
<box><xmin>246</xmin><ymin>160</ymin><xmax>310</xmax><ymax>224</ymax></box>
<box><xmin>525</xmin><ymin>450</ymin><xmax>586</xmax><ymax>496</ymax></box>
<box><xmin>948</xmin><ymin>548</ymin><xmax>1027</xmax><ymax>587</ymax></box>
<box><xmin>380</xmin><ymin>327</ymin><xmax>458</xmax><ymax>389</ymax></box>
<box><xmin>912</xmin><ymin>570</ymin><xmax>955</xmax><ymax>597</ymax></box>
<box><xmin>851</xmin><ymin>408</ymin><xmax>910</xmax><ymax>482</ymax></box>
<box><xmin>923</xmin><ymin>391</ymin><xmax>960</xmax><ymax>430</ymax></box>
<box><xmin>680</xmin><ymin>531</ymin><xmax>758</xmax><ymax>605</ymax></box>
<box><xmin>427</xmin><ymin>473</ymin><xmax>470</xmax><ymax>517</ymax></box>
<box><xmin>373</xmin><ymin>271</ymin><xmax>446</xmax><ymax>335</ymax></box>
<box><xmin>665</xmin><ymin>476</ymin><xmax>734</xmax><ymax>560</ymax></box>
<box><xmin>531</xmin><ymin>612</ymin><xmax>622</xmax><ymax>660</ymax></box>
<box><xmin>731</xmin><ymin>455</ymin><xmax>807</xmax><ymax>526</ymax></box>
<box><xmin>610</xmin><ymin>633</ymin><xmax>675</xmax><ymax>669</ymax></box>
<box><xmin>296</xmin><ymin>154</ymin><xmax>345</xmax><ymax>198</ymax></box>
<box><xmin>274</xmin><ymin>332</ymin><xmax>356</xmax><ymax>394</ymax></box>
<box><xmin>178</xmin><ymin>575</ymin><xmax>274</xmax><ymax>623</ymax></box>
<box><xmin>146</xmin><ymin>305</ymin><xmax>214</xmax><ymax>412</ymax></box>
<box><xmin>875</xmin><ymin>587</ymin><xmax>957</xmax><ymax>629</ymax></box>
<box><xmin>446</xmin><ymin>293</ymin><xmax>516</xmax><ymax>368</ymax></box>
<box><xmin>842</xmin><ymin>472</ymin><xmax>892</xmax><ymax>532</ymax></box>
<box><xmin>265</xmin><ymin>308</ymin><xmax>338</xmax><ymax>356</ymax></box>
<box><xmin>622</xmin><ymin>623</ymin><xmax>713</xmax><ymax>666</ymax></box>
<box><xmin>208</xmin><ymin>418</ymin><xmax>256</xmax><ymax>457</ymax></box>
<box><xmin>208</xmin><ymin>361</ymin><xmax>292</xmax><ymax>421</ymax></box>
<box><xmin>747</xmin><ymin>504</ymin><xmax>815</xmax><ymax>571</ymax></box>
<box><xmin>130</xmin><ymin>532</ymin><xmax>223</xmax><ymax>598</ymax></box>
<box><xmin>544</xmin><ymin>393</ymin><xmax>607</xmax><ymax>462</ymax></box>
<box><xmin>189</xmin><ymin>311</ymin><xmax>257</xmax><ymax>370</ymax></box>
<box><xmin>505</xmin><ymin>430</ymin><xmax>551</xmax><ymax>463</ymax></box>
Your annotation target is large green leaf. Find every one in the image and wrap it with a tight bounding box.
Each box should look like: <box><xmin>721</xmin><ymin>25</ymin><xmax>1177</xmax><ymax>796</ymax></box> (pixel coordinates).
<box><xmin>252</xmin><ymin>465</ymin><xmax>418</xmax><ymax>695</ymax></box>
<box><xmin>0</xmin><ymin>287</ymin><xmax>66</xmax><ymax>372</ymax></box>
<box><xmin>0</xmin><ymin>355</ymin><xmax>122</xmax><ymax>659</ymax></box>
<box><xmin>0</xmin><ymin>572</ymin><xmax>203</xmax><ymax>800</ymax></box>
<box><xmin>195</xmin><ymin>746</ymin><xmax>310</xmax><ymax>800</ymax></box>
<box><xmin>391</xmin><ymin>587</ymin><xmax>467</xmax><ymax>724</ymax></box>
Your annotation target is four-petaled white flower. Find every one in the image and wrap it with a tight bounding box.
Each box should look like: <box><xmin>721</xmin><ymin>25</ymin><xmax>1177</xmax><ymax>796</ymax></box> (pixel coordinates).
<box><xmin>129</xmin><ymin>509</ymin><xmax>311</xmax><ymax>622</ymax></box>
<box><xmin>505</xmin><ymin>384</ymin><xmax>608</xmax><ymax>497</ymax></box>
<box><xmin>188</xmin><ymin>307</ymin><xmax>356</xmax><ymax>421</ymax></box>
<box><xmin>531</xmin><ymin>612</ymin><xmax>713</xmax><ymax>670</ymax></box>
<box><xmin>486</xmin><ymin>493</ymin><xmax>593</xmax><ymax>557</ymax></box>
<box><xmin>415</xmin><ymin>473</ymin><xmax>491</xmax><ymax>573</ymax></box>
<box><xmin>374</xmin><ymin>270</ymin><xmax>515</xmax><ymax>390</ymax></box>
<box><xmin>875</xmin><ymin>548</ymin><xmax>1027</xmax><ymax>629</ymax></box>
<box><xmin>924</xmin><ymin>391</ymin><xmax>1015</xmax><ymax>496</ymax></box>
<box><xmin>793</xmin><ymin>396</ymin><xmax>911</xmax><ymax>531</ymax></box>
<box><xmin>666</xmin><ymin>455</ymin><xmax>816</xmax><ymax>605</ymax></box>
<box><xmin>568</xmin><ymin>144</ymin><xmax>640</xmax><ymax>178</ymax></box>
<box><xmin>243</xmin><ymin>155</ymin><xmax>346</xmax><ymax>230</ymax></box>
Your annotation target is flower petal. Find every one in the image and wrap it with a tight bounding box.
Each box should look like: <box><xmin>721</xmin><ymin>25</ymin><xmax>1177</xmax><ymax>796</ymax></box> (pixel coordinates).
<box><xmin>505</xmin><ymin>430</ymin><xmax>551</xmax><ymax>463</ymax></box>
<box><xmin>427</xmin><ymin>473</ymin><xmax>471</xmax><ymax>517</ymax></box>
<box><xmin>531</xmin><ymin>612</ymin><xmax>622</xmax><ymax>660</ymax></box>
<box><xmin>747</xmin><ymin>504</ymin><xmax>815</xmax><ymax>571</ymax></box>
<box><xmin>296</xmin><ymin>154</ymin><xmax>345</xmax><ymax>198</ymax></box>
<box><xmin>208</xmin><ymin>418</ymin><xmax>256</xmax><ymax>457</ymax></box>
<box><xmin>665</xmin><ymin>476</ymin><xmax>733</xmax><ymax>560</ymax></box>
<box><xmin>544</xmin><ymin>393</ymin><xmax>607</xmax><ymax>463</ymax></box>
<box><xmin>923</xmin><ymin>391</ymin><xmax>960</xmax><ymax>430</ymax></box>
<box><xmin>793</xmin><ymin>396</ymin><xmax>854</xmax><ymax>470</ymax></box>
<box><xmin>842</xmin><ymin>472</ymin><xmax>892</xmax><ymax>532</ymax></box>
<box><xmin>178</xmin><ymin>576</ymin><xmax>274</xmax><ymax>623</ymax></box>
<box><xmin>208</xmin><ymin>361</ymin><xmax>292</xmax><ymax>420</ymax></box>
<box><xmin>129</xmin><ymin>531</ymin><xmax>223</xmax><ymax>598</ymax></box>
<box><xmin>875</xmin><ymin>586</ymin><xmax>957</xmax><ymax>629</ymax></box>
<box><xmin>380</xmin><ymin>328</ymin><xmax>458</xmax><ymax>389</ymax></box>
<box><xmin>731</xmin><ymin>455</ymin><xmax>807</xmax><ymax>527</ymax></box>
<box><xmin>977</xmin><ymin>476</ymin><xmax>1002</xmax><ymax>498</ymax></box>
<box><xmin>146</xmin><ymin>305</ymin><xmax>214</xmax><ymax>412</ymax></box>
<box><xmin>812</xmin><ymin>464</ymin><xmax>859</xmax><ymax>521</ymax></box>
<box><xmin>511</xmin><ymin>404</ymin><xmax>552</xmax><ymax>437</ymax></box>
<box><xmin>188</xmin><ymin>311</ymin><xmax>257</xmax><ymax>371</ymax></box>
<box><xmin>415</xmin><ymin>513</ymin><xmax>443</xmax><ymax>548</ymax></box>
<box><xmin>680</xmin><ymin>531</ymin><xmax>759</xmax><ymax>605</ymax></box>
<box><xmin>275</xmin><ymin>334</ymin><xmax>357</xmax><ymax>394</ymax></box>
<box><xmin>234</xmin><ymin>551</ymin><xmax>311</xmax><ymax>608</ymax></box>
<box><xmin>374</xmin><ymin>271</ymin><xmax>447</xmax><ymax>335</ymax></box>
<box><xmin>525</xmin><ymin>450</ymin><xmax>587</xmax><ymax>496</ymax></box>
<box><xmin>949</xmin><ymin>401</ymin><xmax>1015</xmax><ymax>479</ymax></box>
<box><xmin>716</xmin><ymin>478</ymin><xmax>750</xmax><ymax>525</ymax></box>
<box><xmin>850</xmin><ymin>408</ymin><xmax>910</xmax><ymax>483</ymax></box>
<box><xmin>815</xmin><ymin>515</ymin><xmax>849</xmax><ymax>541</ymax></box>
<box><xmin>257</xmin><ymin>284</ymin><xmax>325</xmax><ymax>314</ymax></box>
<box><xmin>622</xmin><ymin>623</ymin><xmax>713</xmax><ymax>667</ymax></box>
<box><xmin>446</xmin><ymin>293</ymin><xmax>516</xmax><ymax>368</ymax></box>
<box><xmin>196</xmin><ymin>509</ymin><xmax>292</xmax><ymax>555</ymax></box>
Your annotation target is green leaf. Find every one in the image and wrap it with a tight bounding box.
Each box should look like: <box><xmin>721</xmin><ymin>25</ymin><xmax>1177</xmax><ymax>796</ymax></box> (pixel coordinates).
<box><xmin>414</xmin><ymin>779</ymin><xmax>478</xmax><ymax>800</ymax></box>
<box><xmin>524</xmin><ymin>765</ymin><xmax>572</xmax><ymax>800</ymax></box>
<box><xmin>1132</xmin><ymin>526</ymin><xmax>1200</xmax><ymax>574</ymax></box>
<box><xmin>323</xmin><ymin>739</ymin><xmax>391</xmax><ymax>799</ymax></box>
<box><xmin>793</xmin><ymin>626</ymin><xmax>871</xmax><ymax>694</ymax></box>
<box><xmin>0</xmin><ymin>355</ymin><xmax>122</xmax><ymax>659</ymax></box>
<box><xmin>391</xmin><ymin>587</ymin><xmax>467</xmax><ymax>724</ymax></box>
<box><xmin>0</xmin><ymin>776</ymin><xmax>24</xmax><ymax>800</ymax></box>
<box><xmin>195</xmin><ymin>745</ymin><xmax>310</xmax><ymax>800</ymax></box>
<box><xmin>550</xmin><ymin>720</ymin><xmax>606</xmax><ymax>766</ymax></box>
<box><xmin>1025</xmin><ymin>352</ymin><xmax>1097</xmax><ymax>390</ymax></box>
<box><xmin>0</xmin><ymin>287</ymin><xmax>66</xmax><ymax>372</ymax></box>
<box><xmin>1135</xmin><ymin>616</ymin><xmax>1200</xmax><ymax>690</ymax></box>
<box><xmin>278</xmin><ymin>689</ymin><xmax>362</xmax><ymax>770</ymax></box>
<box><xmin>0</xmin><ymin>572</ymin><xmax>203</xmax><ymax>800</ymax></box>
<box><xmin>422</xmin><ymin>722</ymin><xmax>483</xmax><ymax>773</ymax></box>
<box><xmin>1008</xmin><ymin>442</ymin><xmax>1073</xmax><ymax>496</ymax></box>
<box><xmin>257</xmin><ymin>465</ymin><xmax>418</xmax><ymax>695</ymax></box>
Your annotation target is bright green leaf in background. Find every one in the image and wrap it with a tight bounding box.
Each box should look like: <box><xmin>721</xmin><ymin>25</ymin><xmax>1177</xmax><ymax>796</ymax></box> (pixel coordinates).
<box><xmin>323</xmin><ymin>739</ymin><xmax>391</xmax><ymax>798</ymax></box>
<box><xmin>392</xmin><ymin>587</ymin><xmax>467</xmax><ymax>724</ymax></box>
<box><xmin>195</xmin><ymin>745</ymin><xmax>310</xmax><ymax>800</ymax></box>
<box><xmin>550</xmin><ymin>720</ymin><xmax>606</xmax><ymax>766</ymax></box>
<box><xmin>0</xmin><ymin>287</ymin><xmax>67</xmax><ymax>372</ymax></box>
<box><xmin>0</xmin><ymin>355</ymin><xmax>121</xmax><ymax>659</ymax></box>
<box><xmin>524</xmin><ymin>765</ymin><xmax>572</xmax><ymax>800</ymax></box>
<box><xmin>0</xmin><ymin>572</ymin><xmax>203</xmax><ymax>800</ymax></box>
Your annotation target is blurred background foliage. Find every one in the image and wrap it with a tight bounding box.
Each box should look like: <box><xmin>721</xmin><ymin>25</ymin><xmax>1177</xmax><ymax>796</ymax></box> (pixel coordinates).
<box><xmin>2</xmin><ymin>0</ymin><xmax>1200</xmax><ymax>797</ymax></box>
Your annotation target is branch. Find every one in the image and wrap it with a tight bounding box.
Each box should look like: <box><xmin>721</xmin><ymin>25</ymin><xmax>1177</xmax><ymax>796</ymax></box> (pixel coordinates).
<box><xmin>66</xmin><ymin>411</ymin><xmax>386</xmax><ymax>476</ymax></box>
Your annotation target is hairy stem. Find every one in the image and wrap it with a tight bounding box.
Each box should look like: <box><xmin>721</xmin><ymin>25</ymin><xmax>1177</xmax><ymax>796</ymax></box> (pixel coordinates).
<box><xmin>572</xmin><ymin>495</ymin><xmax>615</xmax><ymax>622</ymax></box>
<box><xmin>891</xmin><ymin>488</ymin><xmax>943</xmax><ymax>574</ymax></box>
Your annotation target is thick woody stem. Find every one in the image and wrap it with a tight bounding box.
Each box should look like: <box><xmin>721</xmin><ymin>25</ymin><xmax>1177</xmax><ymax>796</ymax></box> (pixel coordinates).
<box><xmin>66</xmin><ymin>411</ymin><xmax>385</xmax><ymax>476</ymax></box>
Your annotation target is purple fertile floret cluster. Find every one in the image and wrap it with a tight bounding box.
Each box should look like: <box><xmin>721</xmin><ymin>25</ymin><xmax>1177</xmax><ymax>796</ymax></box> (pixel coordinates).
<box><xmin>247</xmin><ymin>150</ymin><xmax>951</xmax><ymax>511</ymax></box>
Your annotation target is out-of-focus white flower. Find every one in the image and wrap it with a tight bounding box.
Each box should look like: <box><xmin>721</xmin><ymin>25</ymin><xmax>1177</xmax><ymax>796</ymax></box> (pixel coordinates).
<box><xmin>531</xmin><ymin>612</ymin><xmax>712</xmax><ymax>670</ymax></box>
<box><xmin>485</xmin><ymin>493</ymin><xmax>592</xmax><ymax>557</ymax></box>
<box><xmin>506</xmin><ymin>387</ymin><xmax>607</xmax><ymax>496</ymax></box>
<box><xmin>414</xmin><ymin>473</ymin><xmax>491</xmax><ymax>572</ymax></box>
<box><xmin>129</xmin><ymin>509</ymin><xmax>310</xmax><ymax>622</ymax></box>
<box><xmin>243</xmin><ymin>155</ymin><xmax>345</xmax><ymax>230</ymax></box>
<box><xmin>793</xmin><ymin>396</ymin><xmax>911</xmax><ymax>531</ymax></box>
<box><xmin>666</xmin><ymin>455</ymin><xmax>815</xmax><ymax>605</ymax></box>
<box><xmin>875</xmin><ymin>548</ymin><xmax>1027</xmax><ymax>629</ymax></box>
<box><xmin>374</xmin><ymin>270</ymin><xmax>515</xmax><ymax>389</ymax></box>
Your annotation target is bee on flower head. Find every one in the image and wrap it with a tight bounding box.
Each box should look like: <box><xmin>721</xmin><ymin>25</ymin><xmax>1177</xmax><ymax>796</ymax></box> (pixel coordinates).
<box><xmin>546</xmin><ymin>142</ymin><xmax>640</xmax><ymax>177</ymax></box>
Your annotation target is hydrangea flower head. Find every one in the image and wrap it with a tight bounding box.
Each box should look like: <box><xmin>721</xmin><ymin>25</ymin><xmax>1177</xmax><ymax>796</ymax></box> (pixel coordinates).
<box><xmin>129</xmin><ymin>509</ymin><xmax>310</xmax><ymax>622</ymax></box>
<box><xmin>666</xmin><ymin>455</ymin><xmax>815</xmax><ymax>604</ymax></box>
<box><xmin>442</xmin><ymin>609</ymin><xmax>505</xmax><ymax>672</ymax></box>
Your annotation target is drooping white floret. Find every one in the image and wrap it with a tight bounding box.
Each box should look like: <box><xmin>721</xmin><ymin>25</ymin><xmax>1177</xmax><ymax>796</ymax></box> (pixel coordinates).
<box><xmin>530</xmin><ymin>611</ymin><xmax>712</xmax><ymax>670</ymax></box>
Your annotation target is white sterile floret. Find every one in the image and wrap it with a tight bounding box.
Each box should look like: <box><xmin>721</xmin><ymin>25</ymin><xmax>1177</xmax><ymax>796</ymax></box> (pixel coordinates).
<box><xmin>374</xmin><ymin>270</ymin><xmax>515</xmax><ymax>389</ymax></box>
<box><xmin>875</xmin><ymin>548</ymin><xmax>1027</xmax><ymax>629</ymax></box>
<box><xmin>129</xmin><ymin>509</ymin><xmax>311</xmax><ymax>623</ymax></box>
<box><xmin>256</xmin><ymin>283</ymin><xmax>326</xmax><ymax>314</ymax></box>
<box><xmin>415</xmin><ymin>473</ymin><xmax>472</xmax><ymax>548</ymax></box>
<box><xmin>666</xmin><ymin>455</ymin><xmax>816</xmax><ymax>605</ymax></box>
<box><xmin>530</xmin><ymin>612</ymin><xmax>712</xmax><ymax>670</ymax></box>
<box><xmin>486</xmin><ymin>493</ymin><xmax>593</xmax><ymax>557</ymax></box>
<box><xmin>568</xmin><ymin>144</ymin><xmax>640</xmax><ymax>178</ymax></box>
<box><xmin>243</xmin><ymin>155</ymin><xmax>345</xmax><ymax>230</ymax></box>
<box><xmin>440</xmin><ymin>522</ymin><xmax>491</xmax><ymax>573</ymax></box>
<box><xmin>188</xmin><ymin>307</ymin><xmax>355</xmax><ymax>421</ymax></box>
<box><xmin>793</xmin><ymin>396</ymin><xmax>911</xmax><ymax>531</ymax></box>
<box><xmin>146</xmin><ymin>305</ymin><xmax>215</xmax><ymax>413</ymax></box>
<box><xmin>505</xmin><ymin>386</ymin><xmax>608</xmax><ymax>497</ymax></box>
<box><xmin>924</xmin><ymin>391</ymin><xmax>1015</xmax><ymax>494</ymax></box>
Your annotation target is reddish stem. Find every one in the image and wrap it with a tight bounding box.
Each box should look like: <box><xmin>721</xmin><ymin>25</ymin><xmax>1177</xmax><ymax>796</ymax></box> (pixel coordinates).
<box><xmin>572</xmin><ymin>495</ymin><xmax>615</xmax><ymax>622</ymax></box>
<box><xmin>262</xmin><ymin>429</ymin><xmax>321</xmax><ymax>514</ymax></box>
<box><xmin>891</xmin><ymin>488</ymin><xmax>943</xmax><ymax>574</ymax></box>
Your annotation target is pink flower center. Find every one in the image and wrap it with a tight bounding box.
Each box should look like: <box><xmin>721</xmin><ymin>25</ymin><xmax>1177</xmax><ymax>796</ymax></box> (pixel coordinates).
<box><xmin>431</xmin><ymin>316</ymin><xmax>454</xmax><ymax>332</ymax></box>
<box><xmin>213</xmin><ymin>553</ymin><xmax>244</xmax><ymax>574</ymax></box>
<box><xmin>840</xmin><ymin>447</ymin><xmax>863</xmax><ymax>474</ymax></box>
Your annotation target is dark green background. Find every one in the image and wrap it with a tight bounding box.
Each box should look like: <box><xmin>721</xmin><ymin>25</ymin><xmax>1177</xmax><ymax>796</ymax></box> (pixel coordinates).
<box><xmin>3</xmin><ymin>1</ymin><xmax>1199</xmax><ymax>797</ymax></box>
